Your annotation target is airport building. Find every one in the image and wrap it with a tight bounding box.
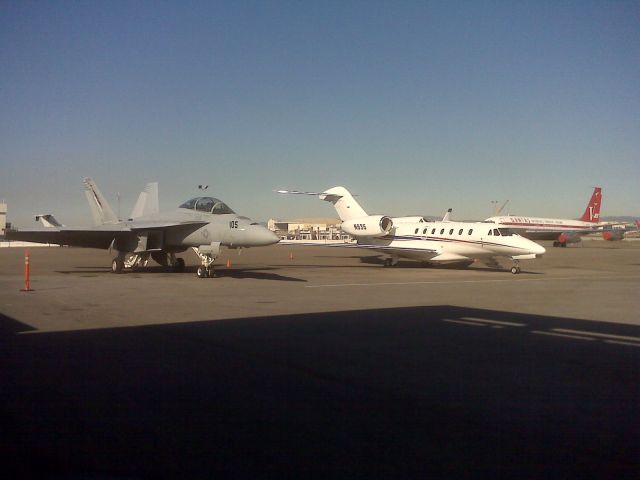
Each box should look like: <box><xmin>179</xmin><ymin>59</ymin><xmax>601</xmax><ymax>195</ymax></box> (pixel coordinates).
<box><xmin>268</xmin><ymin>217</ymin><xmax>349</xmax><ymax>241</ymax></box>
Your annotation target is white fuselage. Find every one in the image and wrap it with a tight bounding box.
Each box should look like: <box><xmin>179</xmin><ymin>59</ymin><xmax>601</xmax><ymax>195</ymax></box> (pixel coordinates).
<box><xmin>484</xmin><ymin>215</ymin><xmax>598</xmax><ymax>240</ymax></box>
<box><xmin>360</xmin><ymin>220</ymin><xmax>545</xmax><ymax>263</ymax></box>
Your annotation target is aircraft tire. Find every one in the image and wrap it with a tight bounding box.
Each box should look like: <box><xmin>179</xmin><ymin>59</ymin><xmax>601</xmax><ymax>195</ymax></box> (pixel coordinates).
<box><xmin>207</xmin><ymin>266</ymin><xmax>215</xmax><ymax>278</ymax></box>
<box><xmin>197</xmin><ymin>267</ymin><xmax>207</xmax><ymax>278</ymax></box>
<box><xmin>112</xmin><ymin>258</ymin><xmax>124</xmax><ymax>274</ymax></box>
<box><xmin>511</xmin><ymin>266</ymin><xmax>520</xmax><ymax>274</ymax></box>
<box><xmin>174</xmin><ymin>258</ymin><xmax>185</xmax><ymax>273</ymax></box>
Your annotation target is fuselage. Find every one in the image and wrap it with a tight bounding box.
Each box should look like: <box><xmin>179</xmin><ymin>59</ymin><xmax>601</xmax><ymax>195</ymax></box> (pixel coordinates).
<box><xmin>360</xmin><ymin>220</ymin><xmax>545</xmax><ymax>262</ymax></box>
<box><xmin>484</xmin><ymin>215</ymin><xmax>598</xmax><ymax>241</ymax></box>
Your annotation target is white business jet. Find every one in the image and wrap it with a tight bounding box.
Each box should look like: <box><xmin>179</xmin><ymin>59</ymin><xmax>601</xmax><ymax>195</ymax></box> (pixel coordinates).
<box><xmin>277</xmin><ymin>186</ymin><xmax>545</xmax><ymax>274</ymax></box>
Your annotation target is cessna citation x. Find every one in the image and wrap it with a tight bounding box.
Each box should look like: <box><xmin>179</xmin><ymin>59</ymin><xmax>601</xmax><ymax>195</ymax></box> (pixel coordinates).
<box><xmin>277</xmin><ymin>186</ymin><xmax>545</xmax><ymax>274</ymax></box>
<box><xmin>485</xmin><ymin>187</ymin><xmax>602</xmax><ymax>247</ymax></box>
<box><xmin>7</xmin><ymin>178</ymin><xmax>280</xmax><ymax>278</ymax></box>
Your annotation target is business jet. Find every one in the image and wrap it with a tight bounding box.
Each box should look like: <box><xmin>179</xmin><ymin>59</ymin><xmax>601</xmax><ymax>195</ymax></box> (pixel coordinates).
<box><xmin>7</xmin><ymin>178</ymin><xmax>280</xmax><ymax>278</ymax></box>
<box><xmin>485</xmin><ymin>187</ymin><xmax>602</xmax><ymax>247</ymax></box>
<box><xmin>276</xmin><ymin>186</ymin><xmax>545</xmax><ymax>274</ymax></box>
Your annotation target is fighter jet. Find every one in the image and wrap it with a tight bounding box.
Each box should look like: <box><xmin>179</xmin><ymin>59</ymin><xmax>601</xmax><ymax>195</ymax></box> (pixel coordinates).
<box><xmin>7</xmin><ymin>178</ymin><xmax>280</xmax><ymax>278</ymax></box>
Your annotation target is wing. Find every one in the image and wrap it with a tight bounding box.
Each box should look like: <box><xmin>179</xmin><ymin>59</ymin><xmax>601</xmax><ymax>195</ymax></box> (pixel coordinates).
<box><xmin>6</xmin><ymin>221</ymin><xmax>208</xmax><ymax>249</ymax></box>
<box><xmin>6</xmin><ymin>225</ymin><xmax>132</xmax><ymax>249</ymax></box>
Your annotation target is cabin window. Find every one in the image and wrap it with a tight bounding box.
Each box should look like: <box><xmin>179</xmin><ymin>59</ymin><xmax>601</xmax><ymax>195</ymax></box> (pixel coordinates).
<box><xmin>415</xmin><ymin>228</ymin><xmax>419</xmax><ymax>234</ymax></box>
<box><xmin>423</xmin><ymin>228</ymin><xmax>427</xmax><ymax>234</ymax></box>
<box><xmin>440</xmin><ymin>228</ymin><xmax>445</xmax><ymax>235</ymax></box>
<box><xmin>431</xmin><ymin>228</ymin><xmax>436</xmax><ymax>234</ymax></box>
<box><xmin>468</xmin><ymin>229</ymin><xmax>473</xmax><ymax>235</ymax></box>
<box><xmin>449</xmin><ymin>229</ymin><xmax>454</xmax><ymax>235</ymax></box>
<box><xmin>458</xmin><ymin>228</ymin><xmax>463</xmax><ymax>235</ymax></box>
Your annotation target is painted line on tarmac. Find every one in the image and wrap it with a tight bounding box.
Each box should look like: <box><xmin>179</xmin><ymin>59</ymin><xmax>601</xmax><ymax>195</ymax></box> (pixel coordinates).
<box><xmin>552</xmin><ymin>328</ymin><xmax>640</xmax><ymax>344</ymax></box>
<box><xmin>531</xmin><ymin>331</ymin><xmax>595</xmax><ymax>341</ymax></box>
<box><xmin>442</xmin><ymin>319</ymin><xmax>487</xmax><ymax>327</ymax></box>
<box><xmin>460</xmin><ymin>317</ymin><xmax>526</xmax><ymax>327</ymax></box>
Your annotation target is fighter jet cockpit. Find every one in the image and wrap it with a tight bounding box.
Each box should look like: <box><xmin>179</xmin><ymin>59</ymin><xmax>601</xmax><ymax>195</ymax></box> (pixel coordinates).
<box><xmin>179</xmin><ymin>197</ymin><xmax>236</xmax><ymax>215</ymax></box>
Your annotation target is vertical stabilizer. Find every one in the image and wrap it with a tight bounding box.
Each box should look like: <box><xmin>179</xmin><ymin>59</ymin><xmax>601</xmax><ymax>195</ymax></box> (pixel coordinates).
<box><xmin>83</xmin><ymin>177</ymin><xmax>119</xmax><ymax>225</ymax></box>
<box><xmin>579</xmin><ymin>187</ymin><xmax>602</xmax><ymax>223</ymax></box>
<box><xmin>130</xmin><ymin>182</ymin><xmax>159</xmax><ymax>219</ymax></box>
<box><xmin>320</xmin><ymin>186</ymin><xmax>368</xmax><ymax>221</ymax></box>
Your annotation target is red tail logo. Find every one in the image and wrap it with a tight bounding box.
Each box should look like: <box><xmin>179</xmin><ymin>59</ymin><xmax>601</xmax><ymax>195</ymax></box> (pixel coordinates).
<box><xmin>579</xmin><ymin>187</ymin><xmax>602</xmax><ymax>223</ymax></box>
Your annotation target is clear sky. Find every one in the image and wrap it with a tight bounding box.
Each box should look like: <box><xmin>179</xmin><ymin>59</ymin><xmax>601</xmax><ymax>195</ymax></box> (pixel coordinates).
<box><xmin>1</xmin><ymin>1</ymin><xmax>638</xmax><ymax>227</ymax></box>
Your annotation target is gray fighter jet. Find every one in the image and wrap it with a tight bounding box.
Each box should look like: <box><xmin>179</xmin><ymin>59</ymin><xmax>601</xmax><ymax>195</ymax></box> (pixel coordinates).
<box><xmin>6</xmin><ymin>178</ymin><xmax>279</xmax><ymax>278</ymax></box>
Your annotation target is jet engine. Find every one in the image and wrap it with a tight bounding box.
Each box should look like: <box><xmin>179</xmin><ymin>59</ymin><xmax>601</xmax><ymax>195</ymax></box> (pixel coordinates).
<box><xmin>341</xmin><ymin>215</ymin><xmax>394</xmax><ymax>237</ymax></box>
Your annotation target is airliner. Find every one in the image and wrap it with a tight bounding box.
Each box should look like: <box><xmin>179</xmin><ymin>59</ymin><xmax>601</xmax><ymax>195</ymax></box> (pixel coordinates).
<box><xmin>485</xmin><ymin>187</ymin><xmax>602</xmax><ymax>247</ymax></box>
<box><xmin>277</xmin><ymin>187</ymin><xmax>545</xmax><ymax>274</ymax></box>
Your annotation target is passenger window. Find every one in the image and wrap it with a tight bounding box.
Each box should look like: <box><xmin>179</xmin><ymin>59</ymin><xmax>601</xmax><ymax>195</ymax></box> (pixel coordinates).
<box><xmin>415</xmin><ymin>228</ymin><xmax>419</xmax><ymax>234</ymax></box>
<box><xmin>440</xmin><ymin>228</ymin><xmax>444</xmax><ymax>235</ymax></box>
<box><xmin>468</xmin><ymin>229</ymin><xmax>473</xmax><ymax>235</ymax></box>
<box><xmin>423</xmin><ymin>228</ymin><xmax>427</xmax><ymax>234</ymax></box>
<box><xmin>458</xmin><ymin>229</ymin><xmax>463</xmax><ymax>235</ymax></box>
<box><xmin>449</xmin><ymin>229</ymin><xmax>454</xmax><ymax>235</ymax></box>
<box><xmin>431</xmin><ymin>228</ymin><xmax>436</xmax><ymax>234</ymax></box>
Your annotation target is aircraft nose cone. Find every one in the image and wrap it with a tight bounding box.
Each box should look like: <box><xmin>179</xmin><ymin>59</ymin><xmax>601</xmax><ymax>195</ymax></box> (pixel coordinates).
<box><xmin>532</xmin><ymin>242</ymin><xmax>546</xmax><ymax>256</ymax></box>
<box><xmin>254</xmin><ymin>226</ymin><xmax>280</xmax><ymax>246</ymax></box>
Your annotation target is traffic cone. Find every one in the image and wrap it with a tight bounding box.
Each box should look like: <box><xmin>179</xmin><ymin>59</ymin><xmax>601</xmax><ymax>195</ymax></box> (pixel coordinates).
<box><xmin>226</xmin><ymin>259</ymin><xmax>232</xmax><ymax>268</ymax></box>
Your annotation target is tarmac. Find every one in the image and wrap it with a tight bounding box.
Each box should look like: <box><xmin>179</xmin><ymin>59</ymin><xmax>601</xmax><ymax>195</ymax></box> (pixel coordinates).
<box><xmin>1</xmin><ymin>240</ymin><xmax>639</xmax><ymax>477</ymax></box>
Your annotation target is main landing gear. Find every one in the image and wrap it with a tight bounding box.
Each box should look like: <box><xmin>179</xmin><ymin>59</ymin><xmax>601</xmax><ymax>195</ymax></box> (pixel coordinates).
<box><xmin>510</xmin><ymin>259</ymin><xmax>521</xmax><ymax>274</ymax></box>
<box><xmin>111</xmin><ymin>252</ymin><xmax>185</xmax><ymax>274</ymax></box>
<box><xmin>383</xmin><ymin>256</ymin><xmax>399</xmax><ymax>267</ymax></box>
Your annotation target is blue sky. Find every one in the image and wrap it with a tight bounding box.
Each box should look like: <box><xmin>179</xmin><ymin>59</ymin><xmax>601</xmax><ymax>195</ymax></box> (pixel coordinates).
<box><xmin>1</xmin><ymin>1</ymin><xmax>638</xmax><ymax>226</ymax></box>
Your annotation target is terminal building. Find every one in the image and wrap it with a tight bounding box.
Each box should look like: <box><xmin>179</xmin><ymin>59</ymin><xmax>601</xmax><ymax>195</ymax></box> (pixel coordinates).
<box><xmin>267</xmin><ymin>217</ymin><xmax>349</xmax><ymax>241</ymax></box>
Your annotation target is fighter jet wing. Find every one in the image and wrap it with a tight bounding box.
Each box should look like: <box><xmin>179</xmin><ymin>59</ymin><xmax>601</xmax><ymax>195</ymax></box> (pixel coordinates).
<box><xmin>5</xmin><ymin>221</ymin><xmax>208</xmax><ymax>249</ymax></box>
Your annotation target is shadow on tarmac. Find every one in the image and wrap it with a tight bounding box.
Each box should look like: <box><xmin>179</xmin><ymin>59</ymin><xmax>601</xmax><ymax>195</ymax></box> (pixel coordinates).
<box><xmin>1</xmin><ymin>307</ymin><xmax>639</xmax><ymax>478</ymax></box>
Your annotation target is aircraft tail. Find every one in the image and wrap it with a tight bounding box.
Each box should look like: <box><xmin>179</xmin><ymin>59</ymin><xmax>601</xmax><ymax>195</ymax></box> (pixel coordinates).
<box><xmin>129</xmin><ymin>182</ymin><xmax>159</xmax><ymax>219</ymax></box>
<box><xmin>319</xmin><ymin>186</ymin><xmax>368</xmax><ymax>221</ymax></box>
<box><xmin>579</xmin><ymin>187</ymin><xmax>602</xmax><ymax>223</ymax></box>
<box><xmin>83</xmin><ymin>177</ymin><xmax>119</xmax><ymax>225</ymax></box>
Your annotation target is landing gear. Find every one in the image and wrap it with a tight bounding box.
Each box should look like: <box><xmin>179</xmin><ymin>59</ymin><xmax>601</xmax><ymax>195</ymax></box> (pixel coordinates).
<box><xmin>383</xmin><ymin>256</ymin><xmax>399</xmax><ymax>267</ymax></box>
<box><xmin>197</xmin><ymin>266</ymin><xmax>215</xmax><ymax>278</ymax></box>
<box><xmin>194</xmin><ymin>244</ymin><xmax>220</xmax><ymax>278</ymax></box>
<box><xmin>173</xmin><ymin>257</ymin><xmax>185</xmax><ymax>273</ymax></box>
<box><xmin>112</xmin><ymin>257</ymin><xmax>124</xmax><ymax>274</ymax></box>
<box><xmin>510</xmin><ymin>259</ymin><xmax>521</xmax><ymax>274</ymax></box>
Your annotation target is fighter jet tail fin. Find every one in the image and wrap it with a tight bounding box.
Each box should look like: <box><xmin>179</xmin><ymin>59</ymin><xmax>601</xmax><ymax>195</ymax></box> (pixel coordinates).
<box><xmin>83</xmin><ymin>177</ymin><xmax>119</xmax><ymax>225</ymax></box>
<box><xmin>130</xmin><ymin>182</ymin><xmax>159</xmax><ymax>219</ymax></box>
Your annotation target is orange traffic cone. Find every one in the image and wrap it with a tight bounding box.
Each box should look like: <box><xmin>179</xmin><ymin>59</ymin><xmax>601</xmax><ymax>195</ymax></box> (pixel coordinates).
<box><xmin>226</xmin><ymin>259</ymin><xmax>232</xmax><ymax>268</ymax></box>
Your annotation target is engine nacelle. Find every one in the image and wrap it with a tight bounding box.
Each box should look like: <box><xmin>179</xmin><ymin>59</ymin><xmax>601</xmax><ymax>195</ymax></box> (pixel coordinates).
<box><xmin>341</xmin><ymin>215</ymin><xmax>394</xmax><ymax>237</ymax></box>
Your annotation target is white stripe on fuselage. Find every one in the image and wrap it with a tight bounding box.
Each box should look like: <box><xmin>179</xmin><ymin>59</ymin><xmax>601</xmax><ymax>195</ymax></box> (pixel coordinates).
<box><xmin>486</xmin><ymin>216</ymin><xmax>596</xmax><ymax>232</ymax></box>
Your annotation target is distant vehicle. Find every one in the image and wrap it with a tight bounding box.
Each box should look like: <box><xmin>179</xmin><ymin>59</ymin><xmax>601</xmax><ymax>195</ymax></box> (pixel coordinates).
<box><xmin>276</xmin><ymin>186</ymin><xmax>545</xmax><ymax>274</ymax></box>
<box><xmin>485</xmin><ymin>187</ymin><xmax>602</xmax><ymax>247</ymax></box>
<box><xmin>7</xmin><ymin>178</ymin><xmax>279</xmax><ymax>278</ymax></box>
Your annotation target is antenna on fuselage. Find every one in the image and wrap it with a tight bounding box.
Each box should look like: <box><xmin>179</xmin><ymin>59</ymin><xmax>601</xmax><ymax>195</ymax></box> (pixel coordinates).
<box><xmin>198</xmin><ymin>185</ymin><xmax>209</xmax><ymax>191</ymax></box>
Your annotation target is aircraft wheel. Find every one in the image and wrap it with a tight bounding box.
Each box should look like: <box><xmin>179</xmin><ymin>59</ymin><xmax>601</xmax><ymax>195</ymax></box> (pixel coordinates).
<box><xmin>174</xmin><ymin>258</ymin><xmax>185</xmax><ymax>273</ymax></box>
<box><xmin>511</xmin><ymin>266</ymin><xmax>521</xmax><ymax>274</ymax></box>
<box><xmin>197</xmin><ymin>266</ymin><xmax>207</xmax><ymax>278</ymax></box>
<box><xmin>112</xmin><ymin>258</ymin><xmax>124</xmax><ymax>274</ymax></box>
<box><xmin>383</xmin><ymin>258</ymin><xmax>393</xmax><ymax>268</ymax></box>
<box><xmin>207</xmin><ymin>266</ymin><xmax>215</xmax><ymax>278</ymax></box>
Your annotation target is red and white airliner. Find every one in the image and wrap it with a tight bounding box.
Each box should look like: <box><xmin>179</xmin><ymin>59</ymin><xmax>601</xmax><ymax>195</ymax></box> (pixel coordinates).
<box><xmin>485</xmin><ymin>187</ymin><xmax>602</xmax><ymax>247</ymax></box>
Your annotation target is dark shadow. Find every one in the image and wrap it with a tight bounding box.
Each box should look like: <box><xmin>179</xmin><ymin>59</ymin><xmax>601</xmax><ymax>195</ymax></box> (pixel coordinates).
<box><xmin>1</xmin><ymin>306</ymin><xmax>638</xmax><ymax>478</ymax></box>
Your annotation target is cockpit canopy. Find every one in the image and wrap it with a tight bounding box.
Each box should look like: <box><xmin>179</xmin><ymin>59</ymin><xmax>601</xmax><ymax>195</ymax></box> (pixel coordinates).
<box><xmin>179</xmin><ymin>197</ymin><xmax>235</xmax><ymax>215</ymax></box>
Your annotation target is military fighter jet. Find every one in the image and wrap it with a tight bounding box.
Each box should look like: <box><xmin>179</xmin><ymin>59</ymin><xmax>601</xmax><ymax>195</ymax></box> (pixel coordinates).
<box><xmin>7</xmin><ymin>178</ymin><xmax>280</xmax><ymax>278</ymax></box>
